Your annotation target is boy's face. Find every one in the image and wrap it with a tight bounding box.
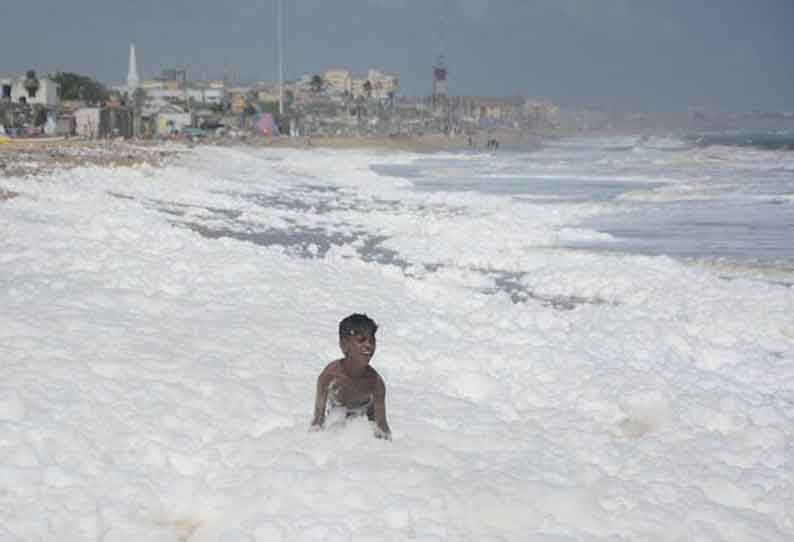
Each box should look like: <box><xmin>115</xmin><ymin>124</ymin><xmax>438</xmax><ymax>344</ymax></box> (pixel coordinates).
<box><xmin>340</xmin><ymin>330</ymin><xmax>377</xmax><ymax>367</ymax></box>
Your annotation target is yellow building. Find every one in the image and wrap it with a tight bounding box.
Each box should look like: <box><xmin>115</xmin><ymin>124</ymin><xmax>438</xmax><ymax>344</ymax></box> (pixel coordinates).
<box><xmin>141</xmin><ymin>80</ymin><xmax>165</xmax><ymax>91</ymax></box>
<box><xmin>367</xmin><ymin>69</ymin><xmax>399</xmax><ymax>98</ymax></box>
<box><xmin>323</xmin><ymin>69</ymin><xmax>352</xmax><ymax>93</ymax></box>
<box><xmin>350</xmin><ymin>78</ymin><xmax>368</xmax><ymax>98</ymax></box>
<box><xmin>257</xmin><ymin>88</ymin><xmax>280</xmax><ymax>103</ymax></box>
<box><xmin>227</xmin><ymin>90</ymin><xmax>251</xmax><ymax>114</ymax></box>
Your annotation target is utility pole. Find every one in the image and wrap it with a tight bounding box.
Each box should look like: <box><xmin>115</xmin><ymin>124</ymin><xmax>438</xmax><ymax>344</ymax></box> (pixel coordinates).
<box><xmin>182</xmin><ymin>69</ymin><xmax>189</xmax><ymax>115</ymax></box>
<box><xmin>277</xmin><ymin>0</ymin><xmax>284</xmax><ymax>115</ymax></box>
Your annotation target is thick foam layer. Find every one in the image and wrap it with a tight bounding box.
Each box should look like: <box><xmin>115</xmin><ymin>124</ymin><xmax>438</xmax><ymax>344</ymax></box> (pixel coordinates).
<box><xmin>1</xmin><ymin>143</ymin><xmax>792</xmax><ymax>541</ymax></box>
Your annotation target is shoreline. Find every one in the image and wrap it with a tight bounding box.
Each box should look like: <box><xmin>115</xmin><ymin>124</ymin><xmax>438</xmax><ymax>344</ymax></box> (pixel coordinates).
<box><xmin>256</xmin><ymin>130</ymin><xmax>544</xmax><ymax>153</ymax></box>
<box><xmin>0</xmin><ymin>130</ymin><xmax>542</xmax><ymax>187</ymax></box>
<box><xmin>0</xmin><ymin>134</ymin><xmax>473</xmax><ymax>202</ymax></box>
<box><xmin>4</xmin><ymin>133</ymin><xmax>793</xmax><ymax>282</ymax></box>
<box><xmin>263</xmin><ymin>133</ymin><xmax>471</xmax><ymax>153</ymax></box>
<box><xmin>0</xmin><ymin>138</ymin><xmax>178</xmax><ymax>185</ymax></box>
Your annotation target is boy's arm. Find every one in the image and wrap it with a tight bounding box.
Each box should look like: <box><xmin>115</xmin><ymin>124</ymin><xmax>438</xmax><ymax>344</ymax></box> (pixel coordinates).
<box><xmin>311</xmin><ymin>367</ymin><xmax>332</xmax><ymax>429</ymax></box>
<box><xmin>372</xmin><ymin>374</ymin><xmax>391</xmax><ymax>440</ymax></box>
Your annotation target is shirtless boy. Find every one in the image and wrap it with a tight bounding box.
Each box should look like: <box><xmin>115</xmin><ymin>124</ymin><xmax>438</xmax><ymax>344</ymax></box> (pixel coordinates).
<box><xmin>311</xmin><ymin>313</ymin><xmax>391</xmax><ymax>440</ymax></box>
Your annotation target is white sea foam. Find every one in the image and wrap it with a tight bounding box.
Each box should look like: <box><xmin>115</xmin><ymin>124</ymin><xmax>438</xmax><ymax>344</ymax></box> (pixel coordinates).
<box><xmin>1</xmin><ymin>143</ymin><xmax>793</xmax><ymax>541</ymax></box>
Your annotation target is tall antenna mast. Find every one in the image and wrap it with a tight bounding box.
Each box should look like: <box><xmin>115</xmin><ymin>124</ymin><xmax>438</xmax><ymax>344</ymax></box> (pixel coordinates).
<box><xmin>432</xmin><ymin>2</ymin><xmax>450</xmax><ymax>122</ymax></box>
<box><xmin>277</xmin><ymin>0</ymin><xmax>284</xmax><ymax>115</ymax></box>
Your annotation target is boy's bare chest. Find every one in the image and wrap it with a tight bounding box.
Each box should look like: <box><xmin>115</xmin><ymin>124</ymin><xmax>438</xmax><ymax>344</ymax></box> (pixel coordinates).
<box><xmin>328</xmin><ymin>374</ymin><xmax>375</xmax><ymax>405</ymax></box>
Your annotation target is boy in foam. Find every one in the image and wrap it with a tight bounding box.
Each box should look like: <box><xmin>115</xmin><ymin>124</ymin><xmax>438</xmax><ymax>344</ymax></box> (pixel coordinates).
<box><xmin>311</xmin><ymin>313</ymin><xmax>391</xmax><ymax>440</ymax></box>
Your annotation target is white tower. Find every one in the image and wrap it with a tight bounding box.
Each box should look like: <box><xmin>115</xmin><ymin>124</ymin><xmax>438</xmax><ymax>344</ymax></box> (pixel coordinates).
<box><xmin>127</xmin><ymin>43</ymin><xmax>140</xmax><ymax>93</ymax></box>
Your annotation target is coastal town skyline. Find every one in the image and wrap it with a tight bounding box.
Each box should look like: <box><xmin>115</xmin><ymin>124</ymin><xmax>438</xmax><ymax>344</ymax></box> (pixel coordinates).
<box><xmin>2</xmin><ymin>1</ymin><xmax>793</xmax><ymax>112</ymax></box>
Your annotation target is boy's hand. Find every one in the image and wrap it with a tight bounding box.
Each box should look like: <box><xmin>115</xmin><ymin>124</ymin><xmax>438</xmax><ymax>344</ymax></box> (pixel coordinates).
<box><xmin>374</xmin><ymin>427</ymin><xmax>391</xmax><ymax>441</ymax></box>
<box><xmin>309</xmin><ymin>423</ymin><xmax>323</xmax><ymax>433</ymax></box>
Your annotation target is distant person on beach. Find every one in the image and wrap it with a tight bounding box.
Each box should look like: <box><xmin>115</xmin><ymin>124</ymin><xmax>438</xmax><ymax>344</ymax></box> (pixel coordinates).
<box><xmin>310</xmin><ymin>313</ymin><xmax>391</xmax><ymax>440</ymax></box>
<box><xmin>486</xmin><ymin>138</ymin><xmax>500</xmax><ymax>151</ymax></box>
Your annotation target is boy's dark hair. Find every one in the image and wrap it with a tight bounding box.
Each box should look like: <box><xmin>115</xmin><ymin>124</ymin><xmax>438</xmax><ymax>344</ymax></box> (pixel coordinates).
<box><xmin>339</xmin><ymin>313</ymin><xmax>378</xmax><ymax>339</ymax></box>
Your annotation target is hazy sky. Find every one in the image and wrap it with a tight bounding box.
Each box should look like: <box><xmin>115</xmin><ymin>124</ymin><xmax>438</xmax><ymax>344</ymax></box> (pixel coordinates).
<box><xmin>3</xmin><ymin>1</ymin><xmax>792</xmax><ymax>111</ymax></box>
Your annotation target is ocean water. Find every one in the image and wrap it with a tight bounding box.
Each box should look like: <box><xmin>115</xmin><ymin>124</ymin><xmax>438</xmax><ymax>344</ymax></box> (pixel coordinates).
<box><xmin>374</xmin><ymin>133</ymin><xmax>794</xmax><ymax>267</ymax></box>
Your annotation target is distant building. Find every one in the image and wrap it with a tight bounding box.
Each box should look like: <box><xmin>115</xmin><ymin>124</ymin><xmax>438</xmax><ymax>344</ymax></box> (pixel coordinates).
<box><xmin>350</xmin><ymin>78</ymin><xmax>368</xmax><ymax>98</ymax></box>
<box><xmin>198</xmin><ymin>88</ymin><xmax>225</xmax><ymax>105</ymax></box>
<box><xmin>461</xmin><ymin>96</ymin><xmax>525</xmax><ymax>122</ymax></box>
<box><xmin>324</xmin><ymin>67</ymin><xmax>398</xmax><ymax>100</ymax></box>
<box><xmin>293</xmin><ymin>74</ymin><xmax>314</xmax><ymax>92</ymax></box>
<box><xmin>146</xmin><ymin>89</ymin><xmax>185</xmax><ymax>102</ymax></box>
<box><xmin>74</xmin><ymin>106</ymin><xmax>133</xmax><ymax>138</ymax></box>
<box><xmin>256</xmin><ymin>87</ymin><xmax>280</xmax><ymax>103</ymax></box>
<box><xmin>366</xmin><ymin>68</ymin><xmax>398</xmax><ymax>99</ymax></box>
<box><xmin>145</xmin><ymin>87</ymin><xmax>224</xmax><ymax>106</ymax></box>
<box><xmin>323</xmin><ymin>69</ymin><xmax>352</xmax><ymax>94</ymax></box>
<box><xmin>156</xmin><ymin>104</ymin><xmax>192</xmax><ymax>136</ymax></box>
<box><xmin>525</xmin><ymin>100</ymin><xmax>559</xmax><ymax>128</ymax></box>
<box><xmin>55</xmin><ymin>115</ymin><xmax>76</xmax><ymax>136</ymax></box>
<box><xmin>0</xmin><ymin>74</ymin><xmax>60</xmax><ymax>107</ymax></box>
<box><xmin>141</xmin><ymin>80</ymin><xmax>165</xmax><ymax>91</ymax></box>
<box><xmin>228</xmin><ymin>87</ymin><xmax>253</xmax><ymax>114</ymax></box>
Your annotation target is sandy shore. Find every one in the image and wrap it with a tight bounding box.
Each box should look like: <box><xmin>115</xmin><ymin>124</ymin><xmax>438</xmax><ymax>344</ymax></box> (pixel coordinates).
<box><xmin>0</xmin><ymin>130</ymin><xmax>543</xmax><ymax>202</ymax></box>
<box><xmin>0</xmin><ymin>138</ymin><xmax>179</xmax><ymax>201</ymax></box>
<box><xmin>263</xmin><ymin>133</ymin><xmax>470</xmax><ymax>153</ymax></box>
<box><xmin>0</xmin><ymin>132</ymin><xmax>498</xmax><ymax>175</ymax></box>
<box><xmin>0</xmin><ymin>187</ymin><xmax>17</xmax><ymax>201</ymax></box>
<box><xmin>257</xmin><ymin>130</ymin><xmax>543</xmax><ymax>153</ymax></box>
<box><xmin>0</xmin><ymin>138</ymin><xmax>175</xmax><ymax>177</ymax></box>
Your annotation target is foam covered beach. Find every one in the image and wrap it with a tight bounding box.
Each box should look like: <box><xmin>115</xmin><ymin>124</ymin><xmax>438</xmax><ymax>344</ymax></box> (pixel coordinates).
<box><xmin>1</xmin><ymin>140</ymin><xmax>793</xmax><ymax>541</ymax></box>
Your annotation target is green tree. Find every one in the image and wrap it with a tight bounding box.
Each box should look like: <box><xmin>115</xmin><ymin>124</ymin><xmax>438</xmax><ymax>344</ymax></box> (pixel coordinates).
<box><xmin>52</xmin><ymin>72</ymin><xmax>109</xmax><ymax>103</ymax></box>
<box><xmin>310</xmin><ymin>74</ymin><xmax>324</xmax><ymax>93</ymax></box>
<box><xmin>259</xmin><ymin>101</ymin><xmax>279</xmax><ymax>115</ymax></box>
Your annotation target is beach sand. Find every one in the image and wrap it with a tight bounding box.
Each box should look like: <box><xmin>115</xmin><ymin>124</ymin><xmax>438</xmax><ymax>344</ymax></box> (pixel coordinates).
<box><xmin>0</xmin><ymin>130</ymin><xmax>542</xmax><ymax>201</ymax></box>
<box><xmin>245</xmin><ymin>129</ymin><xmax>543</xmax><ymax>153</ymax></box>
<box><xmin>0</xmin><ymin>138</ymin><xmax>174</xmax><ymax>177</ymax></box>
<box><xmin>0</xmin><ymin>138</ymin><xmax>178</xmax><ymax>201</ymax></box>
<box><xmin>0</xmin><ymin>134</ymin><xmax>464</xmax><ymax>179</ymax></box>
<box><xmin>0</xmin><ymin>187</ymin><xmax>17</xmax><ymax>200</ymax></box>
<box><xmin>264</xmin><ymin>133</ymin><xmax>471</xmax><ymax>153</ymax></box>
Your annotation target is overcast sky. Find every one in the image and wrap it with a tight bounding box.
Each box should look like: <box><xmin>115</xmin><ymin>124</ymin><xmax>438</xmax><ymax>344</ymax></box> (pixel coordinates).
<box><xmin>3</xmin><ymin>1</ymin><xmax>792</xmax><ymax>111</ymax></box>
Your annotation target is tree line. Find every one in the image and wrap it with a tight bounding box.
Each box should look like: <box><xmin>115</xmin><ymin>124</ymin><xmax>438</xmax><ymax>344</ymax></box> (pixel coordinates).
<box><xmin>51</xmin><ymin>72</ymin><xmax>109</xmax><ymax>103</ymax></box>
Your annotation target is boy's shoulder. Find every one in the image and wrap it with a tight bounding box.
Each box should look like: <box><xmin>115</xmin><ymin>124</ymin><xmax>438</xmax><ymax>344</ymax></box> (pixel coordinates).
<box><xmin>367</xmin><ymin>365</ymin><xmax>384</xmax><ymax>379</ymax></box>
<box><xmin>319</xmin><ymin>359</ymin><xmax>342</xmax><ymax>377</ymax></box>
<box><xmin>319</xmin><ymin>360</ymin><xmax>383</xmax><ymax>380</ymax></box>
